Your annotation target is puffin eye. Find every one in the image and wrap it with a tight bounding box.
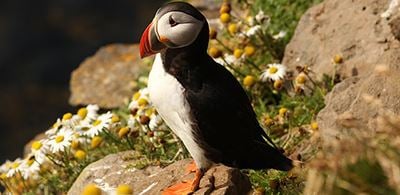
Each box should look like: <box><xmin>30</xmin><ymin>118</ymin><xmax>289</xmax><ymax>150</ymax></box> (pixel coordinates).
<box><xmin>169</xmin><ymin>16</ymin><xmax>178</xmax><ymax>27</ymax></box>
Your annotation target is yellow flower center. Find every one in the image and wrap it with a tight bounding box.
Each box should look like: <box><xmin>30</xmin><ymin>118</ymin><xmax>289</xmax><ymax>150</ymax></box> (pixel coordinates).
<box><xmin>55</xmin><ymin>135</ymin><xmax>64</xmax><ymax>143</ymax></box>
<box><xmin>145</xmin><ymin>108</ymin><xmax>155</xmax><ymax>116</ymax></box>
<box><xmin>269</xmin><ymin>66</ymin><xmax>278</xmax><ymax>74</ymax></box>
<box><xmin>92</xmin><ymin>120</ymin><xmax>101</xmax><ymax>126</ymax></box>
<box><xmin>116</xmin><ymin>184</ymin><xmax>133</xmax><ymax>195</ymax></box>
<box><xmin>132</xmin><ymin>92</ymin><xmax>141</xmax><ymax>101</ymax></box>
<box><xmin>111</xmin><ymin>115</ymin><xmax>120</xmax><ymax>123</ymax></box>
<box><xmin>31</xmin><ymin>141</ymin><xmax>42</xmax><ymax>150</ymax></box>
<box><xmin>82</xmin><ymin>184</ymin><xmax>102</xmax><ymax>195</ymax></box>
<box><xmin>77</xmin><ymin>108</ymin><xmax>88</xmax><ymax>119</ymax></box>
<box><xmin>52</xmin><ymin>122</ymin><xmax>60</xmax><ymax>129</ymax></box>
<box><xmin>62</xmin><ymin>113</ymin><xmax>73</xmax><ymax>121</ymax></box>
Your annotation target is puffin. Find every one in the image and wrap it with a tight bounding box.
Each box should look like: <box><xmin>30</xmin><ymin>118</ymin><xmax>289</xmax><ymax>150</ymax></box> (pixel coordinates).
<box><xmin>139</xmin><ymin>2</ymin><xmax>293</xmax><ymax>194</ymax></box>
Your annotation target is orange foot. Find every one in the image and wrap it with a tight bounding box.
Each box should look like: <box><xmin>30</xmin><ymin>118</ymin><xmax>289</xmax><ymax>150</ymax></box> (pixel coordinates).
<box><xmin>162</xmin><ymin>169</ymin><xmax>204</xmax><ymax>195</ymax></box>
<box><xmin>185</xmin><ymin>161</ymin><xmax>197</xmax><ymax>174</ymax></box>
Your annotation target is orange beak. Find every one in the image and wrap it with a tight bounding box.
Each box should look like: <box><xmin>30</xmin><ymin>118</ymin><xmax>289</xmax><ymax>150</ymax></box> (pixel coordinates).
<box><xmin>139</xmin><ymin>21</ymin><xmax>166</xmax><ymax>58</ymax></box>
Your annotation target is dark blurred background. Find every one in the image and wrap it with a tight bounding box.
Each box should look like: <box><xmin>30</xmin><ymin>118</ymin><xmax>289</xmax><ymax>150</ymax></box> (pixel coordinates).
<box><xmin>0</xmin><ymin>0</ymin><xmax>165</xmax><ymax>162</ymax></box>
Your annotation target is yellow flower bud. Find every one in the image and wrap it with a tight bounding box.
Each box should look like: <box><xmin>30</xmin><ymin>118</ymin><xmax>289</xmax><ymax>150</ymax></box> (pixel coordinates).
<box><xmin>116</xmin><ymin>184</ymin><xmax>133</xmax><ymax>195</ymax></box>
<box><xmin>295</xmin><ymin>73</ymin><xmax>307</xmax><ymax>84</ymax></box>
<box><xmin>279</xmin><ymin>108</ymin><xmax>288</xmax><ymax>116</ymax></box>
<box><xmin>71</xmin><ymin>140</ymin><xmax>80</xmax><ymax>150</ymax></box>
<box><xmin>243</xmin><ymin>75</ymin><xmax>256</xmax><ymax>87</ymax></box>
<box><xmin>208</xmin><ymin>47</ymin><xmax>222</xmax><ymax>58</ymax></box>
<box><xmin>228</xmin><ymin>23</ymin><xmax>238</xmax><ymax>34</ymax></box>
<box><xmin>333</xmin><ymin>54</ymin><xmax>343</xmax><ymax>64</ymax></box>
<box><xmin>233</xmin><ymin>48</ymin><xmax>243</xmax><ymax>59</ymax></box>
<box><xmin>219</xmin><ymin>3</ymin><xmax>231</xmax><ymax>14</ymax></box>
<box><xmin>91</xmin><ymin>136</ymin><xmax>103</xmax><ymax>148</ymax></box>
<box><xmin>118</xmin><ymin>127</ymin><xmax>130</xmax><ymax>138</ymax></box>
<box><xmin>209</xmin><ymin>28</ymin><xmax>217</xmax><ymax>39</ymax></box>
<box><xmin>273</xmin><ymin>80</ymin><xmax>283</xmax><ymax>90</ymax></box>
<box><xmin>311</xmin><ymin>121</ymin><xmax>319</xmax><ymax>130</ymax></box>
<box><xmin>82</xmin><ymin>184</ymin><xmax>102</xmax><ymax>195</ymax></box>
<box><xmin>111</xmin><ymin>115</ymin><xmax>120</xmax><ymax>123</ymax></box>
<box><xmin>244</xmin><ymin>45</ymin><xmax>255</xmax><ymax>57</ymax></box>
<box><xmin>74</xmin><ymin>150</ymin><xmax>86</xmax><ymax>160</ymax></box>
<box><xmin>264</xmin><ymin>116</ymin><xmax>273</xmax><ymax>126</ymax></box>
<box><xmin>220</xmin><ymin>13</ymin><xmax>230</xmax><ymax>23</ymax></box>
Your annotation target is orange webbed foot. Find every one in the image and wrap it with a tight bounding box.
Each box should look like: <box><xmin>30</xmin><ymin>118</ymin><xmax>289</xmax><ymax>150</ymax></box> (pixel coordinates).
<box><xmin>162</xmin><ymin>168</ymin><xmax>204</xmax><ymax>195</ymax></box>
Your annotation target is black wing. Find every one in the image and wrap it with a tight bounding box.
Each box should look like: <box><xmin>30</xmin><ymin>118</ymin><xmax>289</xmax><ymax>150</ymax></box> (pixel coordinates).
<box><xmin>182</xmin><ymin>56</ymin><xmax>292</xmax><ymax>170</ymax></box>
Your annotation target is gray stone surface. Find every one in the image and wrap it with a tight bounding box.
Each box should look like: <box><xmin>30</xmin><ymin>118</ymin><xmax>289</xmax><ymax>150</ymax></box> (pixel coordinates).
<box><xmin>282</xmin><ymin>0</ymin><xmax>400</xmax><ymax>79</ymax></box>
<box><xmin>69</xmin><ymin>44</ymin><xmax>149</xmax><ymax>108</ymax></box>
<box><xmin>68</xmin><ymin>151</ymin><xmax>252</xmax><ymax>195</ymax></box>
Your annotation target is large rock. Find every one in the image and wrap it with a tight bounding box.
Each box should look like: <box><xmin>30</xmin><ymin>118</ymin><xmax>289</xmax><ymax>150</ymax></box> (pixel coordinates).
<box><xmin>282</xmin><ymin>0</ymin><xmax>400</xmax><ymax>79</ymax></box>
<box><xmin>68</xmin><ymin>151</ymin><xmax>252</xmax><ymax>195</ymax></box>
<box><xmin>317</xmin><ymin>67</ymin><xmax>400</xmax><ymax>140</ymax></box>
<box><xmin>69</xmin><ymin>44</ymin><xmax>150</xmax><ymax>108</ymax></box>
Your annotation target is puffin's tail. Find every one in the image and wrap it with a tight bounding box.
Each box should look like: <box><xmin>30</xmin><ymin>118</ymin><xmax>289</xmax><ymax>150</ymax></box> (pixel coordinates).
<box><xmin>240</xmin><ymin>140</ymin><xmax>293</xmax><ymax>171</ymax></box>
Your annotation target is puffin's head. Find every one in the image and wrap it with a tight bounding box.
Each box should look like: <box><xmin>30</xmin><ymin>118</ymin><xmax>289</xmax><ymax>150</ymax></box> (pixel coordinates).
<box><xmin>139</xmin><ymin>2</ymin><xmax>207</xmax><ymax>58</ymax></box>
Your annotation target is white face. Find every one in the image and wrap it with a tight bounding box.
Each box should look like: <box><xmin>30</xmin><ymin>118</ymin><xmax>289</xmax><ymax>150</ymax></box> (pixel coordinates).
<box><xmin>156</xmin><ymin>11</ymin><xmax>204</xmax><ymax>48</ymax></box>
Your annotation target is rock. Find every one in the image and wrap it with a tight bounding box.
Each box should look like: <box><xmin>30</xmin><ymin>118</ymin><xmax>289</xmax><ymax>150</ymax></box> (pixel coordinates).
<box><xmin>69</xmin><ymin>44</ymin><xmax>150</xmax><ymax>108</ymax></box>
<box><xmin>68</xmin><ymin>151</ymin><xmax>252</xmax><ymax>195</ymax></box>
<box><xmin>282</xmin><ymin>0</ymin><xmax>400</xmax><ymax>79</ymax></box>
<box><xmin>317</xmin><ymin>67</ymin><xmax>400</xmax><ymax>140</ymax></box>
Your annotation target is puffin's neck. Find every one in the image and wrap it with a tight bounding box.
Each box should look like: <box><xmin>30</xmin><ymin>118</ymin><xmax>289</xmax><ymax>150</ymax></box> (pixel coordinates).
<box><xmin>160</xmin><ymin>25</ymin><xmax>210</xmax><ymax>76</ymax></box>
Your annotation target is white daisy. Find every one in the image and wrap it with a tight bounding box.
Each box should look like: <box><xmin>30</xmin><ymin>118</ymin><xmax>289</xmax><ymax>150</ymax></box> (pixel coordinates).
<box><xmin>30</xmin><ymin>139</ymin><xmax>49</xmax><ymax>164</ymax></box>
<box><xmin>129</xmin><ymin>89</ymin><xmax>151</xmax><ymax>110</ymax></box>
<box><xmin>84</xmin><ymin>112</ymin><xmax>113</xmax><ymax>137</ymax></box>
<box><xmin>149</xmin><ymin>114</ymin><xmax>163</xmax><ymax>131</ymax></box>
<box><xmin>246</xmin><ymin>25</ymin><xmax>261</xmax><ymax>37</ymax></box>
<box><xmin>260</xmin><ymin>63</ymin><xmax>287</xmax><ymax>81</ymax></box>
<box><xmin>0</xmin><ymin>160</ymin><xmax>12</xmax><ymax>174</ymax></box>
<box><xmin>127</xmin><ymin>115</ymin><xmax>137</xmax><ymax>129</ymax></box>
<box><xmin>273</xmin><ymin>31</ymin><xmax>287</xmax><ymax>40</ymax></box>
<box><xmin>6</xmin><ymin>158</ymin><xmax>23</xmax><ymax>177</ymax></box>
<box><xmin>255</xmin><ymin>10</ymin><xmax>270</xmax><ymax>24</ymax></box>
<box><xmin>47</xmin><ymin>127</ymin><xmax>74</xmax><ymax>153</ymax></box>
<box><xmin>81</xmin><ymin>104</ymin><xmax>99</xmax><ymax>122</ymax></box>
<box><xmin>20</xmin><ymin>155</ymin><xmax>41</xmax><ymax>180</ymax></box>
<box><xmin>45</xmin><ymin>119</ymin><xmax>62</xmax><ymax>137</ymax></box>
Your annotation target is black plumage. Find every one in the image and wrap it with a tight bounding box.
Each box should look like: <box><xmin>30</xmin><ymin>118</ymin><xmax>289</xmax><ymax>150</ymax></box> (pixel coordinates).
<box><xmin>159</xmin><ymin>2</ymin><xmax>293</xmax><ymax>171</ymax></box>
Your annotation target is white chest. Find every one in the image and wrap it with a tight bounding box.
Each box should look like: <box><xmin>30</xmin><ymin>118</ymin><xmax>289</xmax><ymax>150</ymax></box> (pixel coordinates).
<box><xmin>147</xmin><ymin>54</ymin><xmax>211</xmax><ymax>169</ymax></box>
